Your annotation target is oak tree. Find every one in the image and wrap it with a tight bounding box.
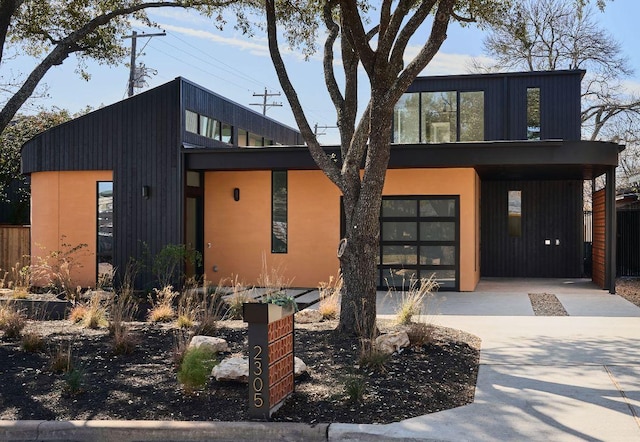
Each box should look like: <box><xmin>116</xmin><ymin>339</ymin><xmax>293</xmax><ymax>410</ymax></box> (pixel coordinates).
<box><xmin>264</xmin><ymin>0</ymin><xmax>507</xmax><ymax>336</ymax></box>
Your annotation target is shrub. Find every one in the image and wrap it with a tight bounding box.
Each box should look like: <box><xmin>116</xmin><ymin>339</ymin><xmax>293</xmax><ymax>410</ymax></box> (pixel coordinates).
<box><xmin>177</xmin><ymin>346</ymin><xmax>218</xmax><ymax>393</ymax></box>
<box><xmin>82</xmin><ymin>297</ymin><xmax>108</xmax><ymax>329</ymax></box>
<box><xmin>358</xmin><ymin>340</ymin><xmax>390</xmax><ymax>373</ymax></box>
<box><xmin>318</xmin><ymin>274</ymin><xmax>342</xmax><ymax>320</ymax></box>
<box><xmin>344</xmin><ymin>375</ymin><xmax>366</xmax><ymax>403</ymax></box>
<box><xmin>49</xmin><ymin>343</ymin><xmax>73</xmax><ymax>373</ymax></box>
<box><xmin>68</xmin><ymin>304</ymin><xmax>88</xmax><ymax>323</ymax></box>
<box><xmin>193</xmin><ymin>282</ymin><xmax>224</xmax><ymax>335</ymax></box>
<box><xmin>112</xmin><ymin>326</ymin><xmax>139</xmax><ymax>355</ymax></box>
<box><xmin>391</xmin><ymin>275</ymin><xmax>439</xmax><ymax>325</ymax></box>
<box><xmin>31</xmin><ymin>240</ymin><xmax>89</xmax><ymax>302</ymax></box>
<box><xmin>172</xmin><ymin>330</ymin><xmax>191</xmax><ymax>370</ymax></box>
<box><xmin>0</xmin><ymin>305</ymin><xmax>26</xmax><ymax>339</ymax></box>
<box><xmin>406</xmin><ymin>322</ymin><xmax>434</xmax><ymax>347</ymax></box>
<box><xmin>21</xmin><ymin>331</ymin><xmax>44</xmax><ymax>352</ymax></box>
<box><xmin>222</xmin><ymin>276</ymin><xmax>252</xmax><ymax>320</ymax></box>
<box><xmin>152</xmin><ymin>244</ymin><xmax>201</xmax><ymax>288</ymax></box>
<box><xmin>148</xmin><ymin>285</ymin><xmax>178</xmax><ymax>322</ymax></box>
<box><xmin>64</xmin><ymin>368</ymin><xmax>85</xmax><ymax>395</ymax></box>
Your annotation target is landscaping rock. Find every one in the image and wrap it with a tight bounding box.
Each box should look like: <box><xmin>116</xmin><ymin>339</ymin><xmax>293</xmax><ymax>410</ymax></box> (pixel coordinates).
<box><xmin>212</xmin><ymin>356</ymin><xmax>308</xmax><ymax>382</ymax></box>
<box><xmin>212</xmin><ymin>357</ymin><xmax>248</xmax><ymax>382</ymax></box>
<box><xmin>375</xmin><ymin>331</ymin><xmax>410</xmax><ymax>354</ymax></box>
<box><xmin>294</xmin><ymin>356</ymin><xmax>308</xmax><ymax>376</ymax></box>
<box><xmin>295</xmin><ymin>309</ymin><xmax>323</xmax><ymax>323</ymax></box>
<box><xmin>189</xmin><ymin>336</ymin><xmax>230</xmax><ymax>353</ymax></box>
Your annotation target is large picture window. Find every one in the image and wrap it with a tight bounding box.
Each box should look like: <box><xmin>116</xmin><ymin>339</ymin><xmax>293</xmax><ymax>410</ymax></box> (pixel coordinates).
<box><xmin>392</xmin><ymin>91</ymin><xmax>484</xmax><ymax>143</ymax></box>
<box><xmin>272</xmin><ymin>171</ymin><xmax>288</xmax><ymax>253</ymax></box>
<box><xmin>97</xmin><ymin>181</ymin><xmax>113</xmax><ymax>285</ymax></box>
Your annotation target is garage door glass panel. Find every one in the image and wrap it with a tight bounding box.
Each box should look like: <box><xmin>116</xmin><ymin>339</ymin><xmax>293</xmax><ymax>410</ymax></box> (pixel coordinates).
<box><xmin>382</xmin><ymin>199</ymin><xmax>417</xmax><ymax>217</ymax></box>
<box><xmin>382</xmin><ymin>222</ymin><xmax>417</xmax><ymax>241</ymax></box>
<box><xmin>420</xmin><ymin>246</ymin><xmax>456</xmax><ymax>266</ymax></box>
<box><xmin>382</xmin><ymin>246</ymin><xmax>418</xmax><ymax>265</ymax></box>
<box><xmin>420</xmin><ymin>199</ymin><xmax>455</xmax><ymax>217</ymax></box>
<box><xmin>420</xmin><ymin>222</ymin><xmax>455</xmax><ymax>241</ymax></box>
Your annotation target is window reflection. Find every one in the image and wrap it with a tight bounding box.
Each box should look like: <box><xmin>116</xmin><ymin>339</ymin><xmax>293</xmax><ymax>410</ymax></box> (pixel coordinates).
<box><xmin>527</xmin><ymin>88</ymin><xmax>541</xmax><ymax>140</ymax></box>
<box><xmin>97</xmin><ymin>181</ymin><xmax>113</xmax><ymax>285</ymax></box>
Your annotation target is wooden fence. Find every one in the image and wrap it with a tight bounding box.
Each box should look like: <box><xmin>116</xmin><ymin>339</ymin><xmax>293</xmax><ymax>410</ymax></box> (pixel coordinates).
<box><xmin>0</xmin><ymin>225</ymin><xmax>30</xmax><ymax>283</ymax></box>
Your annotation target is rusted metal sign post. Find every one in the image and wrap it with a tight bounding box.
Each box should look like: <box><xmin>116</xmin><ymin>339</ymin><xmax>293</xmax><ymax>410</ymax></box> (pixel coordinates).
<box><xmin>243</xmin><ymin>303</ymin><xmax>295</xmax><ymax>420</ymax></box>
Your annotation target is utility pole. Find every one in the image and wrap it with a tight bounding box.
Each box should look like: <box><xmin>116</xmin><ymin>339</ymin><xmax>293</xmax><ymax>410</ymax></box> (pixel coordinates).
<box><xmin>250</xmin><ymin>88</ymin><xmax>282</xmax><ymax>115</ymax></box>
<box><xmin>314</xmin><ymin>123</ymin><xmax>338</xmax><ymax>136</ymax></box>
<box><xmin>122</xmin><ymin>31</ymin><xmax>166</xmax><ymax>97</ymax></box>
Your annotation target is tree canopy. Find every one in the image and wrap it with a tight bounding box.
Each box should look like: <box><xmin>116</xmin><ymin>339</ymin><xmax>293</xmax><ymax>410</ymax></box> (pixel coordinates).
<box><xmin>0</xmin><ymin>0</ymin><xmax>240</xmax><ymax>136</ymax></box>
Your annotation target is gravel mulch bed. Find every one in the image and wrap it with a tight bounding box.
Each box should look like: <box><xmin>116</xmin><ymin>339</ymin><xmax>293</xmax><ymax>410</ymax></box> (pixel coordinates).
<box><xmin>0</xmin><ymin>318</ymin><xmax>480</xmax><ymax>424</ymax></box>
<box><xmin>528</xmin><ymin>293</ymin><xmax>569</xmax><ymax>316</ymax></box>
<box><xmin>616</xmin><ymin>278</ymin><xmax>640</xmax><ymax>308</ymax></box>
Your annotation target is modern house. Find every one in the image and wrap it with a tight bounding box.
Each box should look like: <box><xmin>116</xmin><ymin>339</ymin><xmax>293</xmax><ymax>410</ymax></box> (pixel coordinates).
<box><xmin>21</xmin><ymin>70</ymin><xmax>622</xmax><ymax>292</ymax></box>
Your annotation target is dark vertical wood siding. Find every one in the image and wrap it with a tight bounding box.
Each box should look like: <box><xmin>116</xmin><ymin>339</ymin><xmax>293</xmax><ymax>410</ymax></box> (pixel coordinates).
<box><xmin>592</xmin><ymin>189</ymin><xmax>606</xmax><ymax>287</ymax></box>
<box><xmin>617</xmin><ymin>210</ymin><xmax>640</xmax><ymax>277</ymax></box>
<box><xmin>408</xmin><ymin>71</ymin><xmax>582</xmax><ymax>142</ymax></box>
<box><xmin>22</xmin><ymin>80</ymin><xmax>183</xmax><ymax>286</ymax></box>
<box><xmin>481</xmin><ymin>180</ymin><xmax>583</xmax><ymax>277</ymax></box>
<box><xmin>180</xmin><ymin>80</ymin><xmax>303</xmax><ymax>148</ymax></box>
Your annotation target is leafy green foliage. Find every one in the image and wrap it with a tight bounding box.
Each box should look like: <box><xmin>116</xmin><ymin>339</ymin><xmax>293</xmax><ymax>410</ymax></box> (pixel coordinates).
<box><xmin>152</xmin><ymin>244</ymin><xmax>202</xmax><ymax>288</ymax></box>
<box><xmin>343</xmin><ymin>374</ymin><xmax>366</xmax><ymax>404</ymax></box>
<box><xmin>0</xmin><ymin>110</ymin><xmax>72</xmax><ymax>221</ymax></box>
<box><xmin>177</xmin><ymin>346</ymin><xmax>218</xmax><ymax>393</ymax></box>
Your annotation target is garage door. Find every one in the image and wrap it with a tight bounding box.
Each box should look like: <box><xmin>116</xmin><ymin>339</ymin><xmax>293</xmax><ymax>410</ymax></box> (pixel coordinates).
<box><xmin>378</xmin><ymin>196</ymin><xmax>459</xmax><ymax>290</ymax></box>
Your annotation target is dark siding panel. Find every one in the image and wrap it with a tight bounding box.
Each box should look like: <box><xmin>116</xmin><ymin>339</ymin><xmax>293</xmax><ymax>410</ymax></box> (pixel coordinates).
<box><xmin>482</xmin><ymin>180</ymin><xmax>583</xmax><ymax>277</ymax></box>
<box><xmin>617</xmin><ymin>210</ymin><xmax>640</xmax><ymax>277</ymax></box>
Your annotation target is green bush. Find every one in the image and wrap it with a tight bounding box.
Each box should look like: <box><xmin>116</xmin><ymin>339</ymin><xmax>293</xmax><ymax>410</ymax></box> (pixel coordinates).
<box><xmin>177</xmin><ymin>346</ymin><xmax>218</xmax><ymax>393</ymax></box>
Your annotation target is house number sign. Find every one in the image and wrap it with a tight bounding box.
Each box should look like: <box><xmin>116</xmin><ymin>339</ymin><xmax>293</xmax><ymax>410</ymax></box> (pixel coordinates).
<box><xmin>244</xmin><ymin>303</ymin><xmax>295</xmax><ymax>420</ymax></box>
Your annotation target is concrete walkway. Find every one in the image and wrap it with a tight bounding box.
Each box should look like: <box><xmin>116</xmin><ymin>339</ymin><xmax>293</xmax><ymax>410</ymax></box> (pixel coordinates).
<box><xmin>332</xmin><ymin>278</ymin><xmax>640</xmax><ymax>441</ymax></box>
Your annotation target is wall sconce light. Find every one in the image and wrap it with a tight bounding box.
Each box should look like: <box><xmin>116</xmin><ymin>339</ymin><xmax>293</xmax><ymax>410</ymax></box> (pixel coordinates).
<box><xmin>142</xmin><ymin>185</ymin><xmax>150</xmax><ymax>199</ymax></box>
<box><xmin>233</xmin><ymin>187</ymin><xmax>240</xmax><ymax>201</ymax></box>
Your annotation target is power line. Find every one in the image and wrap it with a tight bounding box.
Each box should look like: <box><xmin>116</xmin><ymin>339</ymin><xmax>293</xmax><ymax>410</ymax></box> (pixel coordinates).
<box><xmin>250</xmin><ymin>88</ymin><xmax>282</xmax><ymax>115</ymax></box>
<box><xmin>122</xmin><ymin>31</ymin><xmax>166</xmax><ymax>97</ymax></box>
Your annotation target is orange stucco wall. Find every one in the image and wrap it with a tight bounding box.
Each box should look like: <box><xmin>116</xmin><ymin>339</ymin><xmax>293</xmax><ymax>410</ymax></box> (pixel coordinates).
<box><xmin>383</xmin><ymin>168</ymin><xmax>480</xmax><ymax>291</ymax></box>
<box><xmin>204</xmin><ymin>168</ymin><xmax>480</xmax><ymax>291</ymax></box>
<box><xmin>204</xmin><ymin>171</ymin><xmax>342</xmax><ymax>288</ymax></box>
<box><xmin>31</xmin><ymin>171</ymin><xmax>113</xmax><ymax>288</ymax></box>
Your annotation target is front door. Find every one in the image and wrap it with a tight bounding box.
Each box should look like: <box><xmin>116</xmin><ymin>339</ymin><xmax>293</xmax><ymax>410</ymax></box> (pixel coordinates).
<box><xmin>481</xmin><ymin>180</ymin><xmax>583</xmax><ymax>277</ymax></box>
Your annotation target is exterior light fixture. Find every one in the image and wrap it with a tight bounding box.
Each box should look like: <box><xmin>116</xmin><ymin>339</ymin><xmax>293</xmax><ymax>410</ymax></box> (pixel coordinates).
<box><xmin>142</xmin><ymin>185</ymin><xmax>150</xmax><ymax>199</ymax></box>
<box><xmin>233</xmin><ymin>188</ymin><xmax>240</xmax><ymax>201</ymax></box>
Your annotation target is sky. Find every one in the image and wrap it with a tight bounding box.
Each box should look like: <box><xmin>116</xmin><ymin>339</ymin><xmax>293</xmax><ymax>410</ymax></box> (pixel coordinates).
<box><xmin>6</xmin><ymin>1</ymin><xmax>640</xmax><ymax>145</ymax></box>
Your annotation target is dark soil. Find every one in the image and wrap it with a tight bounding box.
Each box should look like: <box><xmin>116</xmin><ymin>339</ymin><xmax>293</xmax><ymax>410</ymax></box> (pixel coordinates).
<box><xmin>0</xmin><ymin>319</ymin><xmax>480</xmax><ymax>424</ymax></box>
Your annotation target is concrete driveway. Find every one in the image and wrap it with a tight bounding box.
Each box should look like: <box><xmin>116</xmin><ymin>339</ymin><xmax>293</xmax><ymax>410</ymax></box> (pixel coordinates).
<box><xmin>333</xmin><ymin>278</ymin><xmax>640</xmax><ymax>441</ymax></box>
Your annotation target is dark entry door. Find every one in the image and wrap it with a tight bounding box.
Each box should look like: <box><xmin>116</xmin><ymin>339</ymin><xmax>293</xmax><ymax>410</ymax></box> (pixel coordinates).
<box><xmin>481</xmin><ymin>180</ymin><xmax>583</xmax><ymax>278</ymax></box>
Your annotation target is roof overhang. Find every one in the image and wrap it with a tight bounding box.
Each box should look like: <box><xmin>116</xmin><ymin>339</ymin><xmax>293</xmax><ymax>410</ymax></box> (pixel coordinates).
<box><xmin>183</xmin><ymin>140</ymin><xmax>622</xmax><ymax>181</ymax></box>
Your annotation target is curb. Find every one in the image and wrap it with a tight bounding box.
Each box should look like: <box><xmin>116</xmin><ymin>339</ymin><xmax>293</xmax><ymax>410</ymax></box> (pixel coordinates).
<box><xmin>0</xmin><ymin>420</ymin><xmax>329</xmax><ymax>441</ymax></box>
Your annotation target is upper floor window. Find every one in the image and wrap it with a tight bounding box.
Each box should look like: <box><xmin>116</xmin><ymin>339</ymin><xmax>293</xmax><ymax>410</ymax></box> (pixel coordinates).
<box><xmin>185</xmin><ymin>110</ymin><xmax>231</xmax><ymax>144</ymax></box>
<box><xmin>527</xmin><ymin>87</ymin><xmax>541</xmax><ymax>140</ymax></box>
<box><xmin>393</xmin><ymin>91</ymin><xmax>484</xmax><ymax>143</ymax></box>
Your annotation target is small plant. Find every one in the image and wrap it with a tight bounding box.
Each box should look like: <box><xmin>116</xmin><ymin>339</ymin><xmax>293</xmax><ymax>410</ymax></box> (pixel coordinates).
<box><xmin>0</xmin><ymin>304</ymin><xmax>26</xmax><ymax>339</ymax></box>
<box><xmin>49</xmin><ymin>343</ymin><xmax>73</xmax><ymax>373</ymax></box>
<box><xmin>80</xmin><ymin>296</ymin><xmax>108</xmax><ymax>329</ymax></box>
<box><xmin>343</xmin><ymin>375</ymin><xmax>366</xmax><ymax>403</ymax></box>
<box><xmin>68</xmin><ymin>304</ymin><xmax>88</xmax><ymax>323</ymax></box>
<box><xmin>358</xmin><ymin>341</ymin><xmax>390</xmax><ymax>372</ymax></box>
<box><xmin>194</xmin><ymin>292</ymin><xmax>223</xmax><ymax>336</ymax></box>
<box><xmin>177</xmin><ymin>346</ymin><xmax>218</xmax><ymax>394</ymax></box>
<box><xmin>10</xmin><ymin>262</ymin><xmax>31</xmax><ymax>298</ymax></box>
<box><xmin>318</xmin><ymin>273</ymin><xmax>342</xmax><ymax>320</ymax></box>
<box><xmin>262</xmin><ymin>292</ymin><xmax>298</xmax><ymax>311</ymax></box>
<box><xmin>406</xmin><ymin>322</ymin><xmax>434</xmax><ymax>347</ymax></box>
<box><xmin>222</xmin><ymin>276</ymin><xmax>252</xmax><ymax>320</ymax></box>
<box><xmin>148</xmin><ymin>285</ymin><xmax>178</xmax><ymax>322</ymax></box>
<box><xmin>21</xmin><ymin>331</ymin><xmax>44</xmax><ymax>352</ymax></box>
<box><xmin>152</xmin><ymin>244</ymin><xmax>202</xmax><ymax>289</ymax></box>
<box><xmin>390</xmin><ymin>274</ymin><xmax>439</xmax><ymax>325</ymax></box>
<box><xmin>64</xmin><ymin>368</ymin><xmax>85</xmax><ymax>395</ymax></box>
<box><xmin>172</xmin><ymin>329</ymin><xmax>191</xmax><ymax>370</ymax></box>
<box><xmin>112</xmin><ymin>326</ymin><xmax>139</xmax><ymax>355</ymax></box>
<box><xmin>176</xmin><ymin>281</ymin><xmax>199</xmax><ymax>329</ymax></box>
<box><xmin>108</xmin><ymin>263</ymin><xmax>140</xmax><ymax>355</ymax></box>
<box><xmin>31</xmin><ymin>240</ymin><xmax>89</xmax><ymax>302</ymax></box>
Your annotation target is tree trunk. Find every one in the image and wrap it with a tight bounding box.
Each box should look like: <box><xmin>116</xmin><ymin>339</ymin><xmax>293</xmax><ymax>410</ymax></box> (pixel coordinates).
<box><xmin>336</xmin><ymin>105</ymin><xmax>392</xmax><ymax>337</ymax></box>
